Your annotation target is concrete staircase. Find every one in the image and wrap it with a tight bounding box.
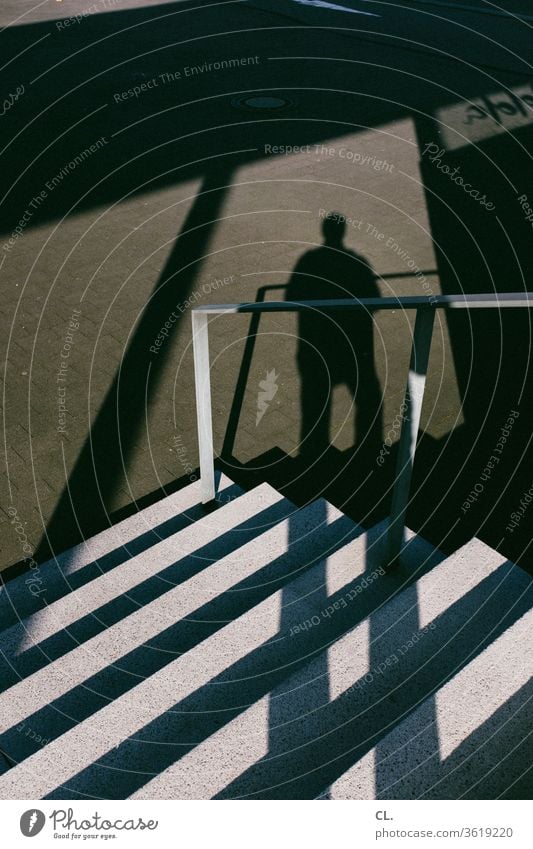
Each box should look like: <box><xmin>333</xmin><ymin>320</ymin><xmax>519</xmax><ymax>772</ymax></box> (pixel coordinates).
<box><xmin>0</xmin><ymin>474</ymin><xmax>531</xmax><ymax>800</ymax></box>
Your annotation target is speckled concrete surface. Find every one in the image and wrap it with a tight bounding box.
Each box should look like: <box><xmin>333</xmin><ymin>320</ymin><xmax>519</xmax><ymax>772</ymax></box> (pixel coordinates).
<box><xmin>324</xmin><ymin>610</ymin><xmax>533</xmax><ymax>800</ymax></box>
<box><xmin>0</xmin><ymin>482</ymin><xmax>286</xmax><ymax>663</ymax></box>
<box><xmin>131</xmin><ymin>539</ymin><xmax>530</xmax><ymax>800</ymax></box>
<box><xmin>0</xmin><ymin>472</ymin><xmax>239</xmax><ymax>629</ymax></box>
<box><xmin>0</xmin><ymin>508</ymin><xmax>363</xmax><ymax>796</ymax></box>
<box><xmin>0</xmin><ymin>492</ymin><xmax>530</xmax><ymax>798</ymax></box>
<box><xmin>0</xmin><ymin>494</ymin><xmax>353</xmax><ymax>741</ymax></box>
<box><xmin>0</xmin><ymin>514</ymin><xmax>439</xmax><ymax>798</ymax></box>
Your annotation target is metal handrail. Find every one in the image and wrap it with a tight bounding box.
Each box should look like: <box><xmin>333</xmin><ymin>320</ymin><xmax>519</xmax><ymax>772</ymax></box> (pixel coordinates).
<box><xmin>222</xmin><ymin>274</ymin><xmax>440</xmax><ymax>459</ymax></box>
<box><xmin>192</xmin><ymin>293</ymin><xmax>533</xmax><ymax>566</ymax></box>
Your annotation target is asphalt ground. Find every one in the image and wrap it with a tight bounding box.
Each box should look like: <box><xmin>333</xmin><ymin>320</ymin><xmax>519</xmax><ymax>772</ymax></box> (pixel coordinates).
<box><xmin>1</xmin><ymin>0</ymin><xmax>532</xmax><ymax>574</ymax></box>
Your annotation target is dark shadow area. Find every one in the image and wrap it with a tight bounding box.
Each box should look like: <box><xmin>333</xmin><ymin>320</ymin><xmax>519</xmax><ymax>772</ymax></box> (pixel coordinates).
<box><xmin>374</xmin><ymin>678</ymin><xmax>533</xmax><ymax>800</ymax></box>
<box><xmin>267</xmin><ymin>500</ymin><xmax>330</xmax><ymax>782</ymax></box>
<box><xmin>0</xmin><ymin>505</ymin><xmax>362</xmax><ymax>765</ymax></box>
<box><xmin>0</xmin><ymin>0</ymin><xmax>434</xmax><ymax>237</ymax></box>
<box><xmin>1</xmin><ymin>0</ymin><xmax>531</xmax><ymax>577</ymax></box>
<box><xmin>286</xmin><ymin>212</ymin><xmax>383</xmax><ymax>460</ymax></box>
<box><xmin>372</xmin><ymin>578</ymin><xmax>439</xmax><ymax>800</ymax></box>
<box><xmin>407</xmin><ymin>116</ymin><xmax>533</xmax><ymax>569</ymax></box>
<box><xmin>219</xmin><ymin>444</ymin><xmax>390</xmax><ymax>530</ymax></box>
<box><xmin>36</xmin><ymin>554</ymin><xmax>530</xmax><ymax>799</ymax></box>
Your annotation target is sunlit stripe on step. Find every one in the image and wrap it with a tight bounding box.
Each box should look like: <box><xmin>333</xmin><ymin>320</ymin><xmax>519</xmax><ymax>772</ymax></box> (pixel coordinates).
<box><xmin>325</xmin><ymin>609</ymin><xmax>533</xmax><ymax>799</ymax></box>
<box><xmin>416</xmin><ymin>538</ymin><xmax>509</xmax><ymax>629</ymax></box>
<box><xmin>328</xmin><ymin>538</ymin><xmax>510</xmax><ymax>701</ymax></box>
<box><xmin>49</xmin><ymin>474</ymin><xmax>239</xmax><ymax>579</ymax></box>
<box><xmin>0</xmin><ymin>583</ymin><xmax>286</xmax><ymax>799</ymax></box>
<box><xmin>6</xmin><ymin>484</ymin><xmax>284</xmax><ymax>656</ymax></box>
<box><xmin>0</xmin><ymin>499</ymin><xmax>343</xmax><ymax>735</ymax></box>
<box><xmin>0</xmin><ymin>515</ymin><xmax>375</xmax><ymax>800</ymax></box>
<box><xmin>435</xmin><ymin>610</ymin><xmax>533</xmax><ymax>761</ymax></box>
<box><xmin>130</xmin><ymin>695</ymin><xmax>272</xmax><ymax>800</ymax></box>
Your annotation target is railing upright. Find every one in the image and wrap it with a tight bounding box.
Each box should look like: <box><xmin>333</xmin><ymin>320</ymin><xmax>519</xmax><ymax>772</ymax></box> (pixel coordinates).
<box><xmin>192</xmin><ymin>310</ymin><xmax>215</xmax><ymax>503</ymax></box>
<box><xmin>386</xmin><ymin>307</ymin><xmax>435</xmax><ymax>566</ymax></box>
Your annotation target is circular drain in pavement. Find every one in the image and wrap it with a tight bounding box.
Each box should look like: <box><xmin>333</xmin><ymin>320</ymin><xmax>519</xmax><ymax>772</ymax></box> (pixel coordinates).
<box><xmin>231</xmin><ymin>94</ymin><xmax>293</xmax><ymax>111</ymax></box>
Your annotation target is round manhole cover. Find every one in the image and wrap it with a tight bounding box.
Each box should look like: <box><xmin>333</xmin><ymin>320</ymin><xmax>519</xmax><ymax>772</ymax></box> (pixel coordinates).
<box><xmin>231</xmin><ymin>94</ymin><xmax>293</xmax><ymax>111</ymax></box>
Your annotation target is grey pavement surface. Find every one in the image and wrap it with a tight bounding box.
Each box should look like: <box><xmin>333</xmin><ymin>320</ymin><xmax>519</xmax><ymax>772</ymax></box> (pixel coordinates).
<box><xmin>1</xmin><ymin>0</ymin><xmax>532</xmax><ymax>576</ymax></box>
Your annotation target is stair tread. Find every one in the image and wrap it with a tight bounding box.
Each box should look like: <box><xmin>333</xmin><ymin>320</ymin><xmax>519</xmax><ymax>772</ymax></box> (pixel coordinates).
<box><xmin>0</xmin><ymin>481</ymin><xmax>285</xmax><ymax>666</ymax></box>
<box><xmin>128</xmin><ymin>538</ymin><xmax>530</xmax><ymax>800</ymax></box>
<box><xmin>0</xmin><ymin>519</ymin><xmax>529</xmax><ymax>801</ymax></box>
<box><xmin>0</xmin><ymin>496</ymin><xmax>352</xmax><ymax>739</ymax></box>
<box><xmin>0</xmin><ymin>473</ymin><xmax>241</xmax><ymax>629</ymax></box>
<box><xmin>0</xmin><ymin>520</ymin><xmax>439</xmax><ymax>799</ymax></box>
<box><xmin>324</xmin><ymin>608</ymin><xmax>533</xmax><ymax>800</ymax></box>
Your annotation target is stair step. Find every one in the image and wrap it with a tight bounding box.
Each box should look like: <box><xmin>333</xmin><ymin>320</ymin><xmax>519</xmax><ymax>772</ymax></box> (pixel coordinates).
<box><xmin>0</xmin><ymin>495</ymin><xmax>355</xmax><ymax>759</ymax></box>
<box><xmin>0</xmin><ymin>521</ymin><xmax>439</xmax><ymax>799</ymax></box>
<box><xmin>324</xmin><ymin>608</ymin><xmax>533</xmax><ymax>800</ymax></box>
<box><xmin>0</xmin><ymin>472</ymin><xmax>241</xmax><ymax>630</ymax></box>
<box><xmin>130</xmin><ymin>538</ymin><xmax>530</xmax><ymax>800</ymax></box>
<box><xmin>0</xmin><ymin>481</ymin><xmax>287</xmax><ymax>692</ymax></box>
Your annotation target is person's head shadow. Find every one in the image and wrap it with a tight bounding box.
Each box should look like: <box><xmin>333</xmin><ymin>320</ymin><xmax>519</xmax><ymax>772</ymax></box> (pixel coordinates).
<box><xmin>286</xmin><ymin>211</ymin><xmax>383</xmax><ymax>464</ymax></box>
<box><xmin>322</xmin><ymin>210</ymin><xmax>348</xmax><ymax>249</ymax></box>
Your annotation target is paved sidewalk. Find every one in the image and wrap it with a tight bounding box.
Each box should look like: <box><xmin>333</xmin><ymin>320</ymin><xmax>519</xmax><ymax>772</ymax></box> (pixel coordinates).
<box><xmin>1</xmin><ymin>0</ymin><xmax>532</xmax><ymax>573</ymax></box>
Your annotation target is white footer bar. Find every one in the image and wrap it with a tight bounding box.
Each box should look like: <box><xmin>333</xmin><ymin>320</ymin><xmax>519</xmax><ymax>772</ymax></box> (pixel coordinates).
<box><xmin>2</xmin><ymin>799</ymin><xmax>532</xmax><ymax>847</ymax></box>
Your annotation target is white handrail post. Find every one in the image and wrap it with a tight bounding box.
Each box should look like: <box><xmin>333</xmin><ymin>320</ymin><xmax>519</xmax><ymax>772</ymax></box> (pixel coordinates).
<box><xmin>192</xmin><ymin>310</ymin><xmax>215</xmax><ymax>503</ymax></box>
<box><xmin>386</xmin><ymin>307</ymin><xmax>435</xmax><ymax>567</ymax></box>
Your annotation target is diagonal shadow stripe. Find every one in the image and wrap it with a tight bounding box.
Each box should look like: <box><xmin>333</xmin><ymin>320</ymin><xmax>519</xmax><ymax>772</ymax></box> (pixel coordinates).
<box><xmin>36</xmin><ymin>556</ymin><xmax>529</xmax><ymax>799</ymax></box>
<box><xmin>0</xmin><ymin>479</ymin><xmax>243</xmax><ymax>632</ymax></box>
<box><xmin>33</xmin><ymin>163</ymin><xmax>233</xmax><ymax>568</ymax></box>
<box><xmin>0</xmin><ymin>496</ymin><xmax>295</xmax><ymax>693</ymax></box>
<box><xmin>0</xmin><ymin>510</ymin><xmax>364</xmax><ymax>757</ymax></box>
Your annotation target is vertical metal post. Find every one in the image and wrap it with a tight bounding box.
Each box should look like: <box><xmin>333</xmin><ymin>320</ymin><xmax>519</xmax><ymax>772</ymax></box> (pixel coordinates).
<box><xmin>386</xmin><ymin>307</ymin><xmax>435</xmax><ymax>566</ymax></box>
<box><xmin>192</xmin><ymin>310</ymin><xmax>215</xmax><ymax>503</ymax></box>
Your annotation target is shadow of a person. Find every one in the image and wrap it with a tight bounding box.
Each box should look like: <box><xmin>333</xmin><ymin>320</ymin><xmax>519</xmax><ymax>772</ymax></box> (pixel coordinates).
<box><xmin>287</xmin><ymin>212</ymin><xmax>383</xmax><ymax>460</ymax></box>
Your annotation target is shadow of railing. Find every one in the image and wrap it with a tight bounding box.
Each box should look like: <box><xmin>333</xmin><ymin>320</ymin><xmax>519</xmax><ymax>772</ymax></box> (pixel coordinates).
<box><xmin>37</xmin><ymin>554</ymin><xmax>530</xmax><ymax>799</ymax></box>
